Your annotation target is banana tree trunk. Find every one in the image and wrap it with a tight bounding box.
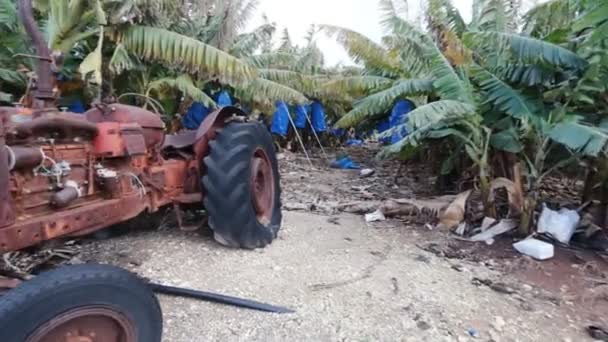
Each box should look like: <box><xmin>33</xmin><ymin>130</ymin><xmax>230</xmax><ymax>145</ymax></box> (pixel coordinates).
<box><xmin>519</xmin><ymin>181</ymin><xmax>538</xmax><ymax>236</ymax></box>
<box><xmin>479</xmin><ymin>166</ymin><xmax>496</xmax><ymax>218</ymax></box>
<box><xmin>582</xmin><ymin>160</ymin><xmax>596</xmax><ymax>204</ymax></box>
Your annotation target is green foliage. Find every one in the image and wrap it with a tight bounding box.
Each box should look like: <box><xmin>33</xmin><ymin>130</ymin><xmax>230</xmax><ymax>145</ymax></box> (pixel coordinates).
<box><xmin>147</xmin><ymin>74</ymin><xmax>217</xmax><ymax>108</ymax></box>
<box><xmin>335</xmin><ymin>79</ymin><xmax>435</xmax><ymax>128</ymax></box>
<box><xmin>321</xmin><ymin>25</ymin><xmax>401</xmax><ymax>75</ymax></box>
<box><xmin>469</xmin><ymin>64</ymin><xmax>536</xmax><ymax>119</ymax></box>
<box><xmin>464</xmin><ymin>31</ymin><xmax>588</xmax><ymax>71</ymax></box>
<box><xmin>549</xmin><ymin>120</ymin><xmax>608</xmax><ymax>156</ymax></box>
<box><xmin>235</xmin><ymin>77</ymin><xmax>308</xmax><ymax>110</ymax></box>
<box><xmin>108</xmin><ymin>43</ymin><xmax>138</xmax><ymax>75</ymax></box>
<box><xmin>320</xmin><ymin>76</ymin><xmax>395</xmax><ymax>97</ymax></box>
<box><xmin>407</xmin><ymin>100</ymin><xmax>476</xmax><ymax>130</ymax></box>
<box><xmin>114</xmin><ymin>25</ymin><xmax>257</xmax><ymax>85</ymax></box>
<box><xmin>0</xmin><ymin>68</ymin><xmax>25</xmax><ymax>87</ymax></box>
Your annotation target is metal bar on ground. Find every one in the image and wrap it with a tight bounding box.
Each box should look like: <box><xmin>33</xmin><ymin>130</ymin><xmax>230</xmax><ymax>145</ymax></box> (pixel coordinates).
<box><xmin>149</xmin><ymin>283</ymin><xmax>295</xmax><ymax>314</ymax></box>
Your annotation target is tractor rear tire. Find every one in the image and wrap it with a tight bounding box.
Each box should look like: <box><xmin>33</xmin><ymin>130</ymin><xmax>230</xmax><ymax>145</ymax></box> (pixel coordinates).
<box><xmin>0</xmin><ymin>264</ymin><xmax>163</xmax><ymax>342</ymax></box>
<box><xmin>203</xmin><ymin>122</ymin><xmax>282</xmax><ymax>249</ymax></box>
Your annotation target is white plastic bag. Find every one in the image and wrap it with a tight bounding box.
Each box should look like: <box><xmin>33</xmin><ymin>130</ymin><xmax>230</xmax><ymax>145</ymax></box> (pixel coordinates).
<box><xmin>513</xmin><ymin>239</ymin><xmax>554</xmax><ymax>260</ymax></box>
<box><xmin>365</xmin><ymin>209</ymin><xmax>386</xmax><ymax>222</ymax></box>
<box><xmin>537</xmin><ymin>204</ymin><xmax>579</xmax><ymax>244</ymax></box>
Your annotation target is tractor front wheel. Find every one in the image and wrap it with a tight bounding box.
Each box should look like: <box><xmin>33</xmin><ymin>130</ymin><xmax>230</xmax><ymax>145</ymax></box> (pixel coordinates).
<box><xmin>203</xmin><ymin>122</ymin><xmax>282</xmax><ymax>249</ymax></box>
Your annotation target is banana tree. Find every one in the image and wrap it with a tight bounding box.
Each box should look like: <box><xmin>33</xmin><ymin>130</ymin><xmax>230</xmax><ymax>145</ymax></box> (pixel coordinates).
<box><xmin>324</xmin><ymin>0</ymin><xmax>607</xmax><ymax>232</ymax></box>
<box><xmin>0</xmin><ymin>0</ymin><xmax>29</xmax><ymax>102</ymax></box>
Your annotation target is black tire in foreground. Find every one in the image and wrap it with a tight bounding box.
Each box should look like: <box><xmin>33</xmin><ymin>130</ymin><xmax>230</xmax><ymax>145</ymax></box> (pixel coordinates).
<box><xmin>0</xmin><ymin>264</ymin><xmax>162</xmax><ymax>342</ymax></box>
<box><xmin>203</xmin><ymin>122</ymin><xmax>282</xmax><ymax>249</ymax></box>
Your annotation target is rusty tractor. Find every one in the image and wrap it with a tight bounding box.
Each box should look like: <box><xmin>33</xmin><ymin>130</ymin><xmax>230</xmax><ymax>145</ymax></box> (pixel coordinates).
<box><xmin>0</xmin><ymin>1</ymin><xmax>282</xmax><ymax>341</ymax></box>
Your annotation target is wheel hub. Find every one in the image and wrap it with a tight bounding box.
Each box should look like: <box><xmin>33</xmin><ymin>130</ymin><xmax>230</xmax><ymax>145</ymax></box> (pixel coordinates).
<box><xmin>26</xmin><ymin>306</ymin><xmax>136</xmax><ymax>342</ymax></box>
<box><xmin>250</xmin><ymin>148</ymin><xmax>275</xmax><ymax>225</ymax></box>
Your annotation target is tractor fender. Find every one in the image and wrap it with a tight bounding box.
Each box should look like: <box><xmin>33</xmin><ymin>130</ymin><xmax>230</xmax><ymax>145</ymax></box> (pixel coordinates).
<box><xmin>193</xmin><ymin>106</ymin><xmax>247</xmax><ymax>161</ymax></box>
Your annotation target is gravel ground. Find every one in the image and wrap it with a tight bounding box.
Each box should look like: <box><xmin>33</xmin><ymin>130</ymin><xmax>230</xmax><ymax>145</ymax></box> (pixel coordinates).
<box><xmin>81</xmin><ymin>150</ymin><xmax>599</xmax><ymax>341</ymax></box>
<box><xmin>87</xmin><ymin>209</ymin><xmax>590</xmax><ymax>342</ymax></box>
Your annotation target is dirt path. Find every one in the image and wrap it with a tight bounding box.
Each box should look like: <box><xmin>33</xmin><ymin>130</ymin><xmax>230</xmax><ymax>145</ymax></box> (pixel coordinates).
<box><xmin>84</xmin><ymin>150</ymin><xmax>598</xmax><ymax>341</ymax></box>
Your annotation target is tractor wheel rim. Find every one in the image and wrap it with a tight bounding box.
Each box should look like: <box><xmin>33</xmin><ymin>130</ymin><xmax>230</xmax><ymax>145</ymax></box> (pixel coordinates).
<box><xmin>26</xmin><ymin>306</ymin><xmax>137</xmax><ymax>342</ymax></box>
<box><xmin>250</xmin><ymin>148</ymin><xmax>275</xmax><ymax>225</ymax></box>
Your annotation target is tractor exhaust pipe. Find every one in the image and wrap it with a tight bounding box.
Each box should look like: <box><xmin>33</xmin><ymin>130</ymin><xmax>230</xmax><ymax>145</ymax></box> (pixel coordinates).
<box><xmin>0</xmin><ymin>113</ymin><xmax>15</xmax><ymax>228</ymax></box>
<box><xmin>18</xmin><ymin>0</ymin><xmax>55</xmax><ymax>109</ymax></box>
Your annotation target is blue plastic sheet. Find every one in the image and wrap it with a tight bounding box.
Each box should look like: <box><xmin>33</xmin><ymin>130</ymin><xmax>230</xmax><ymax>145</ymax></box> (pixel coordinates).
<box><xmin>293</xmin><ymin>105</ymin><xmax>308</xmax><ymax>128</ymax></box>
<box><xmin>216</xmin><ymin>90</ymin><xmax>232</xmax><ymax>107</ymax></box>
<box><xmin>311</xmin><ymin>101</ymin><xmax>327</xmax><ymax>133</ymax></box>
<box><xmin>271</xmin><ymin>101</ymin><xmax>290</xmax><ymax>136</ymax></box>
<box><xmin>330</xmin><ymin>156</ymin><xmax>360</xmax><ymax>169</ymax></box>
<box><xmin>182</xmin><ymin>90</ymin><xmax>233</xmax><ymax>129</ymax></box>
<box><xmin>377</xmin><ymin>119</ymin><xmax>390</xmax><ymax>133</ymax></box>
<box><xmin>377</xmin><ymin>118</ymin><xmax>391</xmax><ymax>144</ymax></box>
<box><xmin>67</xmin><ymin>99</ymin><xmax>85</xmax><ymax>113</ymax></box>
<box><xmin>345</xmin><ymin>139</ymin><xmax>363</xmax><ymax>146</ymax></box>
<box><xmin>182</xmin><ymin>102</ymin><xmax>212</xmax><ymax>130</ymax></box>
<box><xmin>389</xmin><ymin>99</ymin><xmax>414</xmax><ymax>144</ymax></box>
<box><xmin>331</xmin><ymin>128</ymin><xmax>345</xmax><ymax>137</ymax></box>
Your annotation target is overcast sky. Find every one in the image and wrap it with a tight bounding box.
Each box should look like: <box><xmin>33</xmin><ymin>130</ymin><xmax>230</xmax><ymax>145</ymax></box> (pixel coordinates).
<box><xmin>247</xmin><ymin>0</ymin><xmax>474</xmax><ymax>66</ymax></box>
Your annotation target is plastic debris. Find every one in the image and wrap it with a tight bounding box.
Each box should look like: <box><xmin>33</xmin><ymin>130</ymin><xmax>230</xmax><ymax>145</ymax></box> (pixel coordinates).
<box><xmin>513</xmin><ymin>238</ymin><xmax>554</xmax><ymax>260</ymax></box>
<box><xmin>467</xmin><ymin>328</ymin><xmax>479</xmax><ymax>338</ymax></box>
<box><xmin>365</xmin><ymin>209</ymin><xmax>386</xmax><ymax>222</ymax></box>
<box><xmin>469</xmin><ymin>219</ymin><xmax>518</xmax><ymax>243</ymax></box>
<box><xmin>345</xmin><ymin>139</ymin><xmax>363</xmax><ymax>146</ymax></box>
<box><xmin>330</xmin><ymin>156</ymin><xmax>360</xmax><ymax>170</ymax></box>
<box><xmin>537</xmin><ymin>204</ymin><xmax>580</xmax><ymax>244</ymax></box>
<box><xmin>360</xmin><ymin>168</ymin><xmax>375</xmax><ymax>178</ymax></box>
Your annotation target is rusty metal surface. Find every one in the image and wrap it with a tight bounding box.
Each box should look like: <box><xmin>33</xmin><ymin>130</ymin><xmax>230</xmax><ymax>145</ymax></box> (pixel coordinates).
<box><xmin>15</xmin><ymin>114</ymin><xmax>98</xmax><ymax>138</ymax></box>
<box><xmin>26</xmin><ymin>306</ymin><xmax>137</xmax><ymax>342</ymax></box>
<box><xmin>0</xmin><ymin>112</ymin><xmax>15</xmax><ymax>228</ymax></box>
<box><xmin>193</xmin><ymin>106</ymin><xmax>244</xmax><ymax>164</ymax></box>
<box><xmin>0</xmin><ymin>90</ymin><xmax>243</xmax><ymax>252</ymax></box>
<box><xmin>8</xmin><ymin>146</ymin><xmax>43</xmax><ymax>170</ymax></box>
<box><xmin>250</xmin><ymin>148</ymin><xmax>275</xmax><ymax>225</ymax></box>
<box><xmin>0</xmin><ymin>195</ymin><xmax>146</xmax><ymax>252</ymax></box>
<box><xmin>121</xmin><ymin>126</ymin><xmax>146</xmax><ymax>156</ymax></box>
<box><xmin>85</xmin><ymin>104</ymin><xmax>165</xmax><ymax>129</ymax></box>
<box><xmin>0</xmin><ymin>277</ymin><xmax>21</xmax><ymax>290</ymax></box>
<box><xmin>0</xmin><ymin>3</ymin><xmax>256</xmax><ymax>254</ymax></box>
<box><xmin>195</xmin><ymin>106</ymin><xmax>246</xmax><ymax>141</ymax></box>
<box><xmin>162</xmin><ymin>130</ymin><xmax>197</xmax><ymax>150</ymax></box>
<box><xmin>85</xmin><ymin>104</ymin><xmax>165</xmax><ymax>151</ymax></box>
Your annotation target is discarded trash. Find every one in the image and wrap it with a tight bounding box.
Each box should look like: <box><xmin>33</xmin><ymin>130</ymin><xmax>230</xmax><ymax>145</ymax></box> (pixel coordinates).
<box><xmin>537</xmin><ymin>204</ymin><xmax>580</xmax><ymax>244</ymax></box>
<box><xmin>330</xmin><ymin>156</ymin><xmax>360</xmax><ymax>169</ymax></box>
<box><xmin>360</xmin><ymin>168</ymin><xmax>375</xmax><ymax>178</ymax></box>
<box><xmin>365</xmin><ymin>209</ymin><xmax>386</xmax><ymax>222</ymax></box>
<box><xmin>469</xmin><ymin>219</ymin><xmax>518</xmax><ymax>243</ymax></box>
<box><xmin>345</xmin><ymin>139</ymin><xmax>363</xmax><ymax>146</ymax></box>
<box><xmin>513</xmin><ymin>238</ymin><xmax>554</xmax><ymax>260</ymax></box>
<box><xmin>480</xmin><ymin>217</ymin><xmax>496</xmax><ymax>231</ymax></box>
<box><xmin>467</xmin><ymin>328</ymin><xmax>479</xmax><ymax>338</ymax></box>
